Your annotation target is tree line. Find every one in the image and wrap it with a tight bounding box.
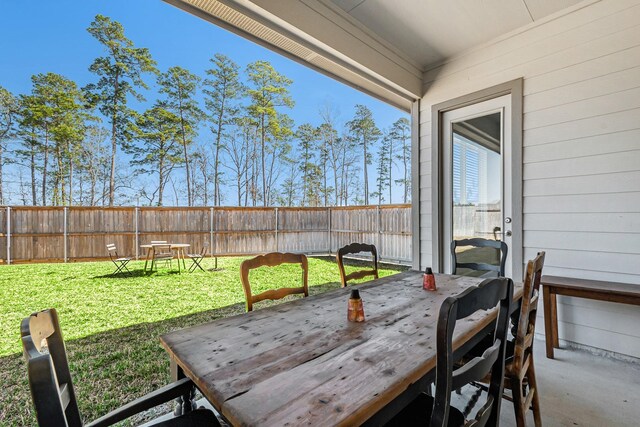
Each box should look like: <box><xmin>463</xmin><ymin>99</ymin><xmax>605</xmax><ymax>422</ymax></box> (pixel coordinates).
<box><xmin>0</xmin><ymin>15</ymin><xmax>410</xmax><ymax>207</ymax></box>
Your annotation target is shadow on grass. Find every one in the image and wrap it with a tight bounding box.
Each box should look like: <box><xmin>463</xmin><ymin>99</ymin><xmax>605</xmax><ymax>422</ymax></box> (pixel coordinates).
<box><xmin>92</xmin><ymin>269</ymin><xmax>183</xmax><ymax>279</ymax></box>
<box><xmin>0</xmin><ymin>281</ymin><xmax>344</xmax><ymax>426</ymax></box>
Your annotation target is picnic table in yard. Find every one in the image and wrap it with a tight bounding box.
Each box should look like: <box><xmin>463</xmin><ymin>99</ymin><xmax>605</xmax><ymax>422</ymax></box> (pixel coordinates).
<box><xmin>140</xmin><ymin>243</ymin><xmax>190</xmax><ymax>273</ymax></box>
<box><xmin>160</xmin><ymin>270</ymin><xmax>523</xmax><ymax>426</ymax></box>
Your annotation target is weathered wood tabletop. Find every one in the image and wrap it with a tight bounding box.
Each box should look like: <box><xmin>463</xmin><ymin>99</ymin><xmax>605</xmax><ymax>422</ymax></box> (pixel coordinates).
<box><xmin>160</xmin><ymin>270</ymin><xmax>521</xmax><ymax>426</ymax></box>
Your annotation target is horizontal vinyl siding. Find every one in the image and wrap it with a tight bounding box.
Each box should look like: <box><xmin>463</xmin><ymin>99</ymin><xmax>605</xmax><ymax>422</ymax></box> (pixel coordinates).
<box><xmin>419</xmin><ymin>0</ymin><xmax>640</xmax><ymax>357</ymax></box>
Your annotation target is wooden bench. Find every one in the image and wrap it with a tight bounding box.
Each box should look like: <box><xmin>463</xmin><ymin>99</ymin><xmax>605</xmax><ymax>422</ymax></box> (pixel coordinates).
<box><xmin>541</xmin><ymin>275</ymin><xmax>640</xmax><ymax>359</ymax></box>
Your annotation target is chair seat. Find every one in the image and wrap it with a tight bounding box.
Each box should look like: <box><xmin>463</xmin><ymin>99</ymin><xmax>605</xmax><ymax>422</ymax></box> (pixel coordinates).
<box><xmin>385</xmin><ymin>393</ymin><xmax>466</xmax><ymax>427</ymax></box>
<box><xmin>152</xmin><ymin>408</ymin><xmax>220</xmax><ymax>427</ymax></box>
<box><xmin>115</xmin><ymin>257</ymin><xmax>131</xmax><ymax>262</ymax></box>
<box><xmin>187</xmin><ymin>253</ymin><xmax>202</xmax><ymax>258</ymax></box>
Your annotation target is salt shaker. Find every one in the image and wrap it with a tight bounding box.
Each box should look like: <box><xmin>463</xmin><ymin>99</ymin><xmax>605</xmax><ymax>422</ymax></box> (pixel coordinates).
<box><xmin>347</xmin><ymin>289</ymin><xmax>365</xmax><ymax>322</ymax></box>
<box><xmin>423</xmin><ymin>267</ymin><xmax>436</xmax><ymax>291</ymax></box>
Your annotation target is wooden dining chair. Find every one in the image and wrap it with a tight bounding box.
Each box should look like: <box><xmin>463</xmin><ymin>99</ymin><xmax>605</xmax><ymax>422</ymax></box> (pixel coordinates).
<box><xmin>336</xmin><ymin>242</ymin><xmax>379</xmax><ymax>287</ymax></box>
<box><xmin>106</xmin><ymin>244</ymin><xmax>132</xmax><ymax>277</ymax></box>
<box><xmin>240</xmin><ymin>252</ymin><xmax>308</xmax><ymax>312</ymax></box>
<box><xmin>451</xmin><ymin>238</ymin><xmax>508</xmax><ymax>277</ymax></box>
<box><xmin>456</xmin><ymin>252</ymin><xmax>546</xmax><ymax>427</ymax></box>
<box><xmin>21</xmin><ymin>308</ymin><xmax>220</xmax><ymax>427</ymax></box>
<box><xmin>385</xmin><ymin>277</ymin><xmax>513</xmax><ymax>427</ymax></box>
<box><xmin>505</xmin><ymin>251</ymin><xmax>546</xmax><ymax>427</ymax></box>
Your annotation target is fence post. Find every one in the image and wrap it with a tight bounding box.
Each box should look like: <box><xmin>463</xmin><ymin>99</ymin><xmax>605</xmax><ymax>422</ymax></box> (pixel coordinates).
<box><xmin>63</xmin><ymin>207</ymin><xmax>68</xmax><ymax>262</ymax></box>
<box><xmin>274</xmin><ymin>207</ymin><xmax>279</xmax><ymax>252</ymax></box>
<box><xmin>135</xmin><ymin>207</ymin><xmax>139</xmax><ymax>260</ymax></box>
<box><xmin>377</xmin><ymin>205</ymin><xmax>382</xmax><ymax>262</ymax></box>
<box><xmin>6</xmin><ymin>206</ymin><xmax>10</xmax><ymax>265</ymax></box>
<box><xmin>210</xmin><ymin>207</ymin><xmax>214</xmax><ymax>257</ymax></box>
<box><xmin>327</xmin><ymin>207</ymin><xmax>331</xmax><ymax>255</ymax></box>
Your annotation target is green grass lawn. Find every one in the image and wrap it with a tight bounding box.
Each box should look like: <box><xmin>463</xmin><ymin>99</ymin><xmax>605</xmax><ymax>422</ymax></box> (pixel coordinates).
<box><xmin>0</xmin><ymin>256</ymin><xmax>406</xmax><ymax>426</ymax></box>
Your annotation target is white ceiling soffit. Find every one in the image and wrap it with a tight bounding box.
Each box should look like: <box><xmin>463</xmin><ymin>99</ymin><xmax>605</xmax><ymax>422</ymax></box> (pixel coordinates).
<box><xmin>163</xmin><ymin>0</ymin><xmax>423</xmax><ymax>111</ymax></box>
<box><xmin>331</xmin><ymin>0</ymin><xmax>585</xmax><ymax>69</ymax></box>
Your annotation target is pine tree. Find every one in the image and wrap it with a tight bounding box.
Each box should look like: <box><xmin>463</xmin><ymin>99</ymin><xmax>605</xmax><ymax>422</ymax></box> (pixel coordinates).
<box><xmin>346</xmin><ymin>105</ymin><xmax>380</xmax><ymax>205</ymax></box>
<box><xmin>391</xmin><ymin>117</ymin><xmax>411</xmax><ymax>203</ymax></box>
<box><xmin>204</xmin><ymin>54</ymin><xmax>243</xmax><ymax>206</ymax></box>
<box><xmin>128</xmin><ymin>103</ymin><xmax>183</xmax><ymax>206</ymax></box>
<box><xmin>374</xmin><ymin>132</ymin><xmax>392</xmax><ymax>205</ymax></box>
<box><xmin>245</xmin><ymin>60</ymin><xmax>294</xmax><ymax>205</ymax></box>
<box><xmin>84</xmin><ymin>14</ymin><xmax>158</xmax><ymax>206</ymax></box>
<box><xmin>158</xmin><ymin>66</ymin><xmax>203</xmax><ymax>206</ymax></box>
<box><xmin>0</xmin><ymin>86</ymin><xmax>18</xmax><ymax>204</ymax></box>
<box><xmin>296</xmin><ymin>123</ymin><xmax>318</xmax><ymax>206</ymax></box>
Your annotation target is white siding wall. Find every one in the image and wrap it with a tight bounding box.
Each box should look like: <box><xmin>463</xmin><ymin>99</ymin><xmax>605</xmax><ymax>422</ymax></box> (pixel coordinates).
<box><xmin>419</xmin><ymin>0</ymin><xmax>640</xmax><ymax>357</ymax></box>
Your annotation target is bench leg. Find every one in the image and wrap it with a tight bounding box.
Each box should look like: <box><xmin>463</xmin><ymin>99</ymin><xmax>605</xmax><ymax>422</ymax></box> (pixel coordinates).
<box><xmin>542</xmin><ymin>285</ymin><xmax>557</xmax><ymax>359</ymax></box>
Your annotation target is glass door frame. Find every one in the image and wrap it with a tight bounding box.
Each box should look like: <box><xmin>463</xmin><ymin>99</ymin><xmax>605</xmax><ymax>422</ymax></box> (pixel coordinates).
<box><xmin>430</xmin><ymin>79</ymin><xmax>524</xmax><ymax>280</ymax></box>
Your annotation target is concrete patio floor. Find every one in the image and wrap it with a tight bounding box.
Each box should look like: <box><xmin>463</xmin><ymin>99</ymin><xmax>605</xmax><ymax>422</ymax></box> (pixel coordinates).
<box><xmin>497</xmin><ymin>343</ymin><xmax>640</xmax><ymax>427</ymax></box>
<box><xmin>146</xmin><ymin>340</ymin><xmax>640</xmax><ymax>426</ymax></box>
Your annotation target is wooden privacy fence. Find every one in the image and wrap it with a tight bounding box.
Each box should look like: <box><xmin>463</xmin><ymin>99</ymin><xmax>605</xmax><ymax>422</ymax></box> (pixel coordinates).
<box><xmin>0</xmin><ymin>204</ymin><xmax>411</xmax><ymax>265</ymax></box>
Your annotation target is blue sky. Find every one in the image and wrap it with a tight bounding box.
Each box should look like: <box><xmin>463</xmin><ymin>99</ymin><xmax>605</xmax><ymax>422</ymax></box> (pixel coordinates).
<box><xmin>0</xmin><ymin>0</ymin><xmax>409</xmax><ymax>204</ymax></box>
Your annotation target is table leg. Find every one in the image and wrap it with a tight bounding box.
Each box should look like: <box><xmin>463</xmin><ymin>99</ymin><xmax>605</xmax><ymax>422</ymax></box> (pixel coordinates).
<box><xmin>144</xmin><ymin>247</ymin><xmax>153</xmax><ymax>273</ymax></box>
<box><xmin>182</xmin><ymin>249</ymin><xmax>186</xmax><ymax>270</ymax></box>
<box><xmin>550</xmin><ymin>291</ymin><xmax>559</xmax><ymax>349</ymax></box>
<box><xmin>542</xmin><ymin>285</ymin><xmax>556</xmax><ymax>359</ymax></box>
<box><xmin>170</xmin><ymin>359</ymin><xmax>195</xmax><ymax>415</ymax></box>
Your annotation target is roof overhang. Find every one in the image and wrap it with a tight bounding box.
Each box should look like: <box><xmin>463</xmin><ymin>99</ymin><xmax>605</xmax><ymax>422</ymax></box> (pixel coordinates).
<box><xmin>163</xmin><ymin>0</ymin><xmax>423</xmax><ymax>111</ymax></box>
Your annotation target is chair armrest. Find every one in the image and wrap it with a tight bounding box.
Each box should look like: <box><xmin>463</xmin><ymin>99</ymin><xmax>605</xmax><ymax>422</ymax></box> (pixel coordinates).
<box><xmin>86</xmin><ymin>377</ymin><xmax>195</xmax><ymax>427</ymax></box>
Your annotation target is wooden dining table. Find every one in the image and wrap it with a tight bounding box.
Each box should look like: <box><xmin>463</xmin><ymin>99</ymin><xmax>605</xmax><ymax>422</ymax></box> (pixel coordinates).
<box><xmin>160</xmin><ymin>270</ymin><xmax>522</xmax><ymax>426</ymax></box>
<box><xmin>140</xmin><ymin>243</ymin><xmax>190</xmax><ymax>273</ymax></box>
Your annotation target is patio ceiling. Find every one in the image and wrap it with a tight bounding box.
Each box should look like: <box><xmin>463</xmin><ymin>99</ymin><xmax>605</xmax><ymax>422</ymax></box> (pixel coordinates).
<box><xmin>330</xmin><ymin>0</ymin><xmax>585</xmax><ymax>69</ymax></box>
<box><xmin>165</xmin><ymin>0</ymin><xmax>588</xmax><ymax>110</ymax></box>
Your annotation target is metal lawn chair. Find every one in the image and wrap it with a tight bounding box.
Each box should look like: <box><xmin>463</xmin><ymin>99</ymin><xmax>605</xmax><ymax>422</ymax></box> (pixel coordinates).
<box><xmin>106</xmin><ymin>244</ymin><xmax>132</xmax><ymax>277</ymax></box>
<box><xmin>187</xmin><ymin>242</ymin><xmax>209</xmax><ymax>273</ymax></box>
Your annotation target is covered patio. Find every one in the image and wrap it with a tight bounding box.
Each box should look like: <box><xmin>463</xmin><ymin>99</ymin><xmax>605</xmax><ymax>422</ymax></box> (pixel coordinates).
<box><xmin>161</xmin><ymin>0</ymin><xmax>640</xmax><ymax>424</ymax></box>
<box><xmin>162</xmin><ymin>0</ymin><xmax>640</xmax><ymax>362</ymax></box>
<box><xmin>14</xmin><ymin>0</ymin><xmax>640</xmax><ymax>425</ymax></box>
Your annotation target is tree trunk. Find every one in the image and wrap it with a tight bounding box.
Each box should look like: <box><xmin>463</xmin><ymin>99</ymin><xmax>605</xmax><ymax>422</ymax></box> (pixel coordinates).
<box><xmin>158</xmin><ymin>161</ymin><xmax>164</xmax><ymax>206</ymax></box>
<box><xmin>322</xmin><ymin>155</ymin><xmax>328</xmax><ymax>207</ymax></box>
<box><xmin>109</xmin><ymin>72</ymin><xmax>120</xmax><ymax>207</ymax></box>
<box><xmin>30</xmin><ymin>137</ymin><xmax>36</xmax><ymax>205</ymax></box>
<box><xmin>389</xmin><ymin>139</ymin><xmax>393</xmax><ymax>204</ymax></box>
<box><xmin>179</xmin><ymin>104</ymin><xmax>192</xmax><ymax>206</ymax></box>
<box><xmin>363</xmin><ymin>138</ymin><xmax>369</xmax><ymax>205</ymax></box>
<box><xmin>68</xmin><ymin>141</ymin><xmax>73</xmax><ymax>206</ymax></box>
<box><xmin>42</xmin><ymin>127</ymin><xmax>49</xmax><ymax>206</ymax></box>
<box><xmin>260</xmin><ymin>115</ymin><xmax>266</xmax><ymax>206</ymax></box>
<box><xmin>56</xmin><ymin>143</ymin><xmax>65</xmax><ymax>205</ymax></box>
<box><xmin>213</xmin><ymin>99</ymin><xmax>225</xmax><ymax>207</ymax></box>
<box><xmin>403</xmin><ymin>145</ymin><xmax>408</xmax><ymax>203</ymax></box>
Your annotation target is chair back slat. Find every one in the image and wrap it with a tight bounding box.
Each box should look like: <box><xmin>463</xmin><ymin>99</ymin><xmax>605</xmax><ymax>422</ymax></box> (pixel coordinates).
<box><xmin>451</xmin><ymin>340</ymin><xmax>500</xmax><ymax>390</ymax></box>
<box><xmin>21</xmin><ymin>308</ymin><xmax>82</xmax><ymax>427</ymax></box>
<box><xmin>451</xmin><ymin>238</ymin><xmax>508</xmax><ymax>277</ymax></box>
<box><xmin>432</xmin><ymin>277</ymin><xmax>513</xmax><ymax>427</ymax></box>
<box><xmin>336</xmin><ymin>243</ymin><xmax>378</xmax><ymax>287</ymax></box>
<box><xmin>240</xmin><ymin>252</ymin><xmax>308</xmax><ymax>312</ymax></box>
